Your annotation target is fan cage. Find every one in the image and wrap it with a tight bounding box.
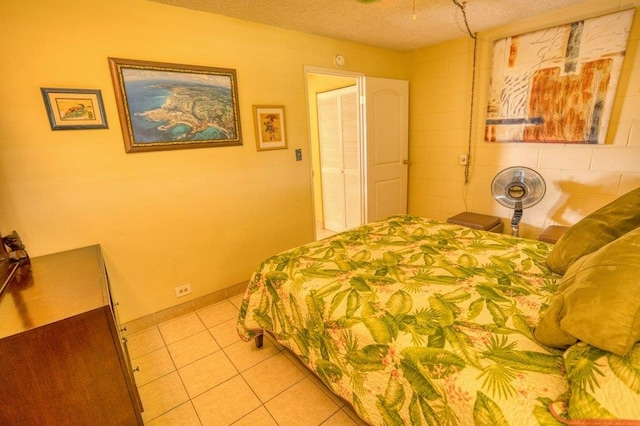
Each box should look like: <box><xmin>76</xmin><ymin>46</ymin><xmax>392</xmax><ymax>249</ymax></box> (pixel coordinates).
<box><xmin>491</xmin><ymin>167</ymin><xmax>546</xmax><ymax>209</ymax></box>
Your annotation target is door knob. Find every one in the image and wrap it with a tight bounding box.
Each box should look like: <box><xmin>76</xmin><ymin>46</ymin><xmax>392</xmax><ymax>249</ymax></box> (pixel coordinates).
<box><xmin>403</xmin><ymin>160</ymin><xmax>410</xmax><ymax>165</ymax></box>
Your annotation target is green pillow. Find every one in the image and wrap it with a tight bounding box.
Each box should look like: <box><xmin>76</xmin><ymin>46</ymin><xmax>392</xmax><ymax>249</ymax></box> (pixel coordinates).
<box><xmin>547</xmin><ymin>186</ymin><xmax>640</xmax><ymax>275</ymax></box>
<box><xmin>535</xmin><ymin>227</ymin><xmax>640</xmax><ymax>356</ymax></box>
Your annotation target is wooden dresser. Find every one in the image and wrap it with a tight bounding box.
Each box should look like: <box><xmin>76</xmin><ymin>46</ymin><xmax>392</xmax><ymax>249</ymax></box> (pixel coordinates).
<box><xmin>0</xmin><ymin>245</ymin><xmax>143</xmax><ymax>425</ymax></box>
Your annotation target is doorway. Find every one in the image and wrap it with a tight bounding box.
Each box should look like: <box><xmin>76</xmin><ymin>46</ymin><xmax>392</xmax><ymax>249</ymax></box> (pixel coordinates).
<box><xmin>317</xmin><ymin>85</ymin><xmax>361</xmax><ymax>233</ymax></box>
<box><xmin>305</xmin><ymin>67</ymin><xmax>410</xmax><ymax>240</ymax></box>
<box><xmin>305</xmin><ymin>68</ymin><xmax>361</xmax><ymax>238</ymax></box>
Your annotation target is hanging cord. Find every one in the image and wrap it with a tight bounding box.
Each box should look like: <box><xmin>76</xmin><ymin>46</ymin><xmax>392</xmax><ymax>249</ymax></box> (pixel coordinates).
<box><xmin>464</xmin><ymin>37</ymin><xmax>478</xmax><ymax>185</ymax></box>
<box><xmin>452</xmin><ymin>0</ymin><xmax>477</xmax><ymax>40</ymax></box>
<box><xmin>451</xmin><ymin>0</ymin><xmax>477</xmax><ymax>185</ymax></box>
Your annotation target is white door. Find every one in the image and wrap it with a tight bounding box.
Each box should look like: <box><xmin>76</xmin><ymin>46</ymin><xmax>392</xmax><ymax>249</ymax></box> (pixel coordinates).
<box><xmin>317</xmin><ymin>86</ymin><xmax>361</xmax><ymax>232</ymax></box>
<box><xmin>363</xmin><ymin>77</ymin><xmax>409</xmax><ymax>222</ymax></box>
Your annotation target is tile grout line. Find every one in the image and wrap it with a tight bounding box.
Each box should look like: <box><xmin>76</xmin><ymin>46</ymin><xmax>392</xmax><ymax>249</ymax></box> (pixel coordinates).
<box><xmin>140</xmin><ymin>305</ymin><xmax>244</xmax><ymax>423</ymax></box>
<box><xmin>133</xmin><ymin>298</ymin><xmax>358</xmax><ymax>425</ymax></box>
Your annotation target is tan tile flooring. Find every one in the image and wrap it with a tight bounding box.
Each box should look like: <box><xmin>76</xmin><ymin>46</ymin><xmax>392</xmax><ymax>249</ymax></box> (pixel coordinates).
<box><xmin>316</xmin><ymin>226</ymin><xmax>337</xmax><ymax>240</ymax></box>
<box><xmin>127</xmin><ymin>293</ymin><xmax>368</xmax><ymax>425</ymax></box>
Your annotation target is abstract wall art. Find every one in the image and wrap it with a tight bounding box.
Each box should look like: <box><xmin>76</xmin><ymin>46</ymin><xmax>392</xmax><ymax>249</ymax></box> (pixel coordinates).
<box><xmin>485</xmin><ymin>9</ymin><xmax>635</xmax><ymax>144</ymax></box>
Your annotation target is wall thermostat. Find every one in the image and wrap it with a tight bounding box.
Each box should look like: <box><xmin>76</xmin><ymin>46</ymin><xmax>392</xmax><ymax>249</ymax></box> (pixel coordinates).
<box><xmin>334</xmin><ymin>54</ymin><xmax>345</xmax><ymax>67</ymax></box>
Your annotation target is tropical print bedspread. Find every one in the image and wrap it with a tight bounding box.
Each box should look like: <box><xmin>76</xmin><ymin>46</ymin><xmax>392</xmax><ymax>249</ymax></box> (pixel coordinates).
<box><xmin>550</xmin><ymin>342</ymin><xmax>640</xmax><ymax>424</ymax></box>
<box><xmin>237</xmin><ymin>215</ymin><xmax>570</xmax><ymax>425</ymax></box>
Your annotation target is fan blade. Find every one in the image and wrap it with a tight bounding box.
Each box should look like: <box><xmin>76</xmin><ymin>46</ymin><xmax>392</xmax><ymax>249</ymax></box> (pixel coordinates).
<box><xmin>491</xmin><ymin>166</ymin><xmax>546</xmax><ymax>209</ymax></box>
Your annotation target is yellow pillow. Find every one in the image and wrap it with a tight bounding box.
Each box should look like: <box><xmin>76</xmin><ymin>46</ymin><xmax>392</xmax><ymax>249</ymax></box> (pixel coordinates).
<box><xmin>535</xmin><ymin>227</ymin><xmax>640</xmax><ymax>356</ymax></box>
<box><xmin>546</xmin><ymin>187</ymin><xmax>640</xmax><ymax>275</ymax></box>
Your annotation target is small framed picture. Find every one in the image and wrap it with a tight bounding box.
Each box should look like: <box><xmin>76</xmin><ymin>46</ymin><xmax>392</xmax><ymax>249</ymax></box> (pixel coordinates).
<box><xmin>41</xmin><ymin>88</ymin><xmax>108</xmax><ymax>130</ymax></box>
<box><xmin>253</xmin><ymin>105</ymin><xmax>287</xmax><ymax>151</ymax></box>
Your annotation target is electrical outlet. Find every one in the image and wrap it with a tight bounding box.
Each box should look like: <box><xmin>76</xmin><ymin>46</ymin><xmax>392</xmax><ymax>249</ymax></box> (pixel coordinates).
<box><xmin>175</xmin><ymin>284</ymin><xmax>192</xmax><ymax>298</ymax></box>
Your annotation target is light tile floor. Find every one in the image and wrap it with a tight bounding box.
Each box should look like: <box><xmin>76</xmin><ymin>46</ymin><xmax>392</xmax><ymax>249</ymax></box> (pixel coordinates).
<box><xmin>316</xmin><ymin>223</ymin><xmax>337</xmax><ymax>240</ymax></box>
<box><xmin>127</xmin><ymin>293</ymin><xmax>368</xmax><ymax>425</ymax></box>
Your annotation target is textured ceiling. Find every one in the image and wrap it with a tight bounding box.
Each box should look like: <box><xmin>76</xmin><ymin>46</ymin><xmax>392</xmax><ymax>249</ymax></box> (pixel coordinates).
<box><xmin>147</xmin><ymin>0</ymin><xmax>593</xmax><ymax>52</ymax></box>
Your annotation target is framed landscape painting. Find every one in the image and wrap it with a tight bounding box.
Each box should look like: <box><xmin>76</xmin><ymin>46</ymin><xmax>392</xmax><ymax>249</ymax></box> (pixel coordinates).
<box><xmin>108</xmin><ymin>58</ymin><xmax>242</xmax><ymax>153</ymax></box>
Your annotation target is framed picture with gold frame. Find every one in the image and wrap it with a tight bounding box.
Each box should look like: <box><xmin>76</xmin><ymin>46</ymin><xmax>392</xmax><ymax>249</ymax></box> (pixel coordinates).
<box><xmin>253</xmin><ymin>105</ymin><xmax>287</xmax><ymax>151</ymax></box>
<box><xmin>108</xmin><ymin>57</ymin><xmax>242</xmax><ymax>153</ymax></box>
<box><xmin>41</xmin><ymin>88</ymin><xmax>108</xmax><ymax>130</ymax></box>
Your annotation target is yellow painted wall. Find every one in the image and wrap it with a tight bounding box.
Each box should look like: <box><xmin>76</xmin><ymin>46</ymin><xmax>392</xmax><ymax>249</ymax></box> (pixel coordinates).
<box><xmin>407</xmin><ymin>0</ymin><xmax>640</xmax><ymax>238</ymax></box>
<box><xmin>0</xmin><ymin>0</ymin><xmax>405</xmax><ymax>322</ymax></box>
<box><xmin>3</xmin><ymin>0</ymin><xmax>640</xmax><ymax>323</ymax></box>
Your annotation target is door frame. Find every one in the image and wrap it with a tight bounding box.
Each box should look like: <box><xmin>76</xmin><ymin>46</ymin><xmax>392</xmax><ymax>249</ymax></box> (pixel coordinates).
<box><xmin>304</xmin><ymin>66</ymin><xmax>365</xmax><ymax>240</ymax></box>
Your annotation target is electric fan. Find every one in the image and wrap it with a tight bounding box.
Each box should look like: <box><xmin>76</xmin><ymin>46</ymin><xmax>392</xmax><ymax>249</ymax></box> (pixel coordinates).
<box><xmin>491</xmin><ymin>166</ymin><xmax>546</xmax><ymax>237</ymax></box>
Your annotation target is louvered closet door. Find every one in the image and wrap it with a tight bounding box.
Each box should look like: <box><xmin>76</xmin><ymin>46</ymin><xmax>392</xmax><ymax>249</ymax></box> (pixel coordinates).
<box><xmin>341</xmin><ymin>89</ymin><xmax>361</xmax><ymax>230</ymax></box>
<box><xmin>318</xmin><ymin>92</ymin><xmax>345</xmax><ymax>232</ymax></box>
<box><xmin>317</xmin><ymin>86</ymin><xmax>361</xmax><ymax>233</ymax></box>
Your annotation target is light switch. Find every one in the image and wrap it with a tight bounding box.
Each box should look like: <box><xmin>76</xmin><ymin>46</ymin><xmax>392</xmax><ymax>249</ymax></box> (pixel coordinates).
<box><xmin>295</xmin><ymin>148</ymin><xmax>302</xmax><ymax>161</ymax></box>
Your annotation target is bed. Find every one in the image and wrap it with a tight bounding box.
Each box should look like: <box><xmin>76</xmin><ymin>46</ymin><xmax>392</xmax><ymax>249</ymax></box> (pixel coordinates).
<box><xmin>237</xmin><ymin>189</ymin><xmax>640</xmax><ymax>425</ymax></box>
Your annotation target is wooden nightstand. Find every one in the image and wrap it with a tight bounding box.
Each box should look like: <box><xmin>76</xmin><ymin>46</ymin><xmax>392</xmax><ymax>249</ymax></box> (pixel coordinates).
<box><xmin>538</xmin><ymin>225</ymin><xmax>570</xmax><ymax>244</ymax></box>
<box><xmin>447</xmin><ymin>212</ymin><xmax>504</xmax><ymax>233</ymax></box>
